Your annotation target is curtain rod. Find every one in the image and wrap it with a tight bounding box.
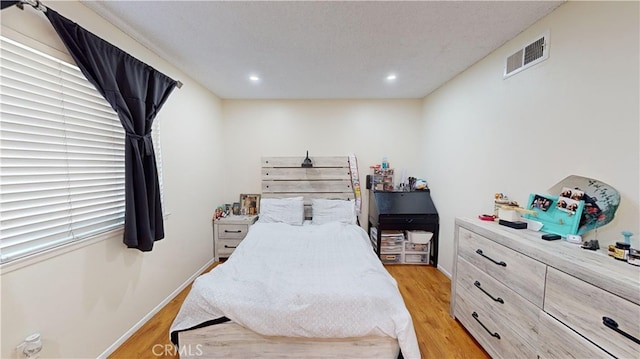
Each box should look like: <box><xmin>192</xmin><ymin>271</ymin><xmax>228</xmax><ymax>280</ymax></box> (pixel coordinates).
<box><xmin>16</xmin><ymin>0</ymin><xmax>184</xmax><ymax>89</ymax></box>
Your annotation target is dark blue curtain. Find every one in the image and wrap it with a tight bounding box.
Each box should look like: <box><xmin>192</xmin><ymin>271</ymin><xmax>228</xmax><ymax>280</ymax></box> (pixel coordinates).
<box><xmin>46</xmin><ymin>9</ymin><xmax>177</xmax><ymax>251</ymax></box>
<box><xmin>0</xmin><ymin>1</ymin><xmax>19</xmax><ymax>10</ymax></box>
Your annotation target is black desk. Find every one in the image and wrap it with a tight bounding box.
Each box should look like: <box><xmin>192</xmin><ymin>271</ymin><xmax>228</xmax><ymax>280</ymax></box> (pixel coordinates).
<box><xmin>368</xmin><ymin>190</ymin><xmax>440</xmax><ymax>266</ymax></box>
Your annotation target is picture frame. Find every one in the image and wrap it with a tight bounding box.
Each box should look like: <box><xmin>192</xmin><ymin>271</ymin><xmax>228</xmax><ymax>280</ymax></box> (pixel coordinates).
<box><xmin>239</xmin><ymin>194</ymin><xmax>260</xmax><ymax>215</ymax></box>
<box><xmin>530</xmin><ymin>194</ymin><xmax>552</xmax><ymax>212</ymax></box>
<box><xmin>232</xmin><ymin>202</ymin><xmax>240</xmax><ymax>215</ymax></box>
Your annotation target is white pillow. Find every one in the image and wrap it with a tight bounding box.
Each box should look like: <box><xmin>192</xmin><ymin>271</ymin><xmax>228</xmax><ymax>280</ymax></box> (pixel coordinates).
<box><xmin>312</xmin><ymin>199</ymin><xmax>357</xmax><ymax>225</ymax></box>
<box><xmin>258</xmin><ymin>197</ymin><xmax>304</xmax><ymax>225</ymax></box>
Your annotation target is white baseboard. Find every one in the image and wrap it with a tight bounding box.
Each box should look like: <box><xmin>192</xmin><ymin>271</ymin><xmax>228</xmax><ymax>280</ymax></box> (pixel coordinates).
<box><xmin>98</xmin><ymin>258</ymin><xmax>216</xmax><ymax>359</ymax></box>
<box><xmin>437</xmin><ymin>264</ymin><xmax>451</xmax><ymax>279</ymax></box>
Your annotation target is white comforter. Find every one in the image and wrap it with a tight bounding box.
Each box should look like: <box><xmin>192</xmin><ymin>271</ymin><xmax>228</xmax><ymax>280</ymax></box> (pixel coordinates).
<box><xmin>170</xmin><ymin>222</ymin><xmax>420</xmax><ymax>359</ymax></box>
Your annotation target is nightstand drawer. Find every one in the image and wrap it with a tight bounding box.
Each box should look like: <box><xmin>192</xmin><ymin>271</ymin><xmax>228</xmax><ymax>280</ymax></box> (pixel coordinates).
<box><xmin>218</xmin><ymin>224</ymin><xmax>249</xmax><ymax>239</ymax></box>
<box><xmin>545</xmin><ymin>267</ymin><xmax>640</xmax><ymax>359</ymax></box>
<box><xmin>458</xmin><ymin>227</ymin><xmax>546</xmax><ymax>307</ymax></box>
<box><xmin>218</xmin><ymin>239</ymin><xmax>243</xmax><ymax>257</ymax></box>
<box><xmin>213</xmin><ymin>215</ymin><xmax>258</xmax><ymax>261</ymax></box>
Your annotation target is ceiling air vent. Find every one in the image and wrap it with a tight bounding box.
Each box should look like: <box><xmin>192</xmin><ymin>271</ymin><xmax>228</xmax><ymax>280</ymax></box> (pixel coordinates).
<box><xmin>504</xmin><ymin>32</ymin><xmax>549</xmax><ymax>78</ymax></box>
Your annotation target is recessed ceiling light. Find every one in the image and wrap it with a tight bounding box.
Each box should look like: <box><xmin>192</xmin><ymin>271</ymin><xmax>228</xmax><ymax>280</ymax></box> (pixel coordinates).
<box><xmin>249</xmin><ymin>75</ymin><xmax>260</xmax><ymax>81</ymax></box>
<box><xmin>386</xmin><ymin>74</ymin><xmax>397</xmax><ymax>81</ymax></box>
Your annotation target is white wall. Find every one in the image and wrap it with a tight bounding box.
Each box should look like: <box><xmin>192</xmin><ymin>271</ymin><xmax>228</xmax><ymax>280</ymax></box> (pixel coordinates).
<box><xmin>420</xmin><ymin>1</ymin><xmax>639</xmax><ymax>276</ymax></box>
<box><xmin>0</xmin><ymin>2</ymin><xmax>224</xmax><ymax>358</ymax></box>
<box><xmin>2</xmin><ymin>1</ymin><xmax>638</xmax><ymax>357</ymax></box>
<box><xmin>221</xmin><ymin>99</ymin><xmax>425</xmax><ymax>224</ymax></box>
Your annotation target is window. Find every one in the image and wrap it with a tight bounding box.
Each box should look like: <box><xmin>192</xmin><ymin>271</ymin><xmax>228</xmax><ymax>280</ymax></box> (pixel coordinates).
<box><xmin>0</xmin><ymin>36</ymin><xmax>162</xmax><ymax>264</ymax></box>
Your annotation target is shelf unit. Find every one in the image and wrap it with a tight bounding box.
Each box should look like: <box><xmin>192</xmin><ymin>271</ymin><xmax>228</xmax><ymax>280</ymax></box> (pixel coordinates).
<box><xmin>370</xmin><ymin>227</ymin><xmax>431</xmax><ymax>265</ymax></box>
<box><xmin>368</xmin><ymin>190</ymin><xmax>440</xmax><ymax>266</ymax></box>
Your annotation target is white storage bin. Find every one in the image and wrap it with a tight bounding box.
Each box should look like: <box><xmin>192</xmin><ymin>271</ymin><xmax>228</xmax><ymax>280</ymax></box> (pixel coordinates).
<box><xmin>381</xmin><ymin>238</ymin><xmax>404</xmax><ymax>246</ymax></box>
<box><xmin>405</xmin><ymin>241</ymin><xmax>430</xmax><ymax>253</ymax></box>
<box><xmin>381</xmin><ymin>244</ymin><xmax>403</xmax><ymax>252</ymax></box>
<box><xmin>407</xmin><ymin>230</ymin><xmax>433</xmax><ymax>244</ymax></box>
<box><xmin>380</xmin><ymin>254</ymin><xmax>402</xmax><ymax>264</ymax></box>
<box><xmin>404</xmin><ymin>253</ymin><xmax>429</xmax><ymax>264</ymax></box>
<box><xmin>381</xmin><ymin>230</ymin><xmax>404</xmax><ymax>238</ymax></box>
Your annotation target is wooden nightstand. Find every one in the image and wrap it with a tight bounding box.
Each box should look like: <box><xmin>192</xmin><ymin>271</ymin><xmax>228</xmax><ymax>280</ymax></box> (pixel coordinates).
<box><xmin>213</xmin><ymin>215</ymin><xmax>258</xmax><ymax>261</ymax></box>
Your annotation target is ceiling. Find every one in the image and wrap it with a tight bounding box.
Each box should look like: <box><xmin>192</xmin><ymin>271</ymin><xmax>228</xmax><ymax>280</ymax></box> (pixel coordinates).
<box><xmin>81</xmin><ymin>1</ymin><xmax>564</xmax><ymax>100</ymax></box>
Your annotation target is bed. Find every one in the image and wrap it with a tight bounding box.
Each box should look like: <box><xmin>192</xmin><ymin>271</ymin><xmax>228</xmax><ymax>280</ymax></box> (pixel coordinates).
<box><xmin>170</xmin><ymin>156</ymin><xmax>420</xmax><ymax>358</ymax></box>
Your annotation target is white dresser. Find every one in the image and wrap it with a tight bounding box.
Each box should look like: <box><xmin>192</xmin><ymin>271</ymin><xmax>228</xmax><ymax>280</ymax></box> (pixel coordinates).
<box><xmin>451</xmin><ymin>217</ymin><xmax>640</xmax><ymax>359</ymax></box>
<box><xmin>213</xmin><ymin>215</ymin><xmax>258</xmax><ymax>261</ymax></box>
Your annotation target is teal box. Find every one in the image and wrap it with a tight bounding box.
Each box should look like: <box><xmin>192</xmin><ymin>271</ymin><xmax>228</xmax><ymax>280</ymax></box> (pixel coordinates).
<box><xmin>524</xmin><ymin>193</ymin><xmax>584</xmax><ymax>238</ymax></box>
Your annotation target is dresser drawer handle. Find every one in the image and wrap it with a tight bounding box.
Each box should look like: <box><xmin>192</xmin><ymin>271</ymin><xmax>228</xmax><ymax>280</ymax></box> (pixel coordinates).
<box><xmin>224</xmin><ymin>230</ymin><xmax>242</xmax><ymax>233</ymax></box>
<box><xmin>472</xmin><ymin>312</ymin><xmax>501</xmax><ymax>340</ymax></box>
<box><xmin>474</xmin><ymin>281</ymin><xmax>504</xmax><ymax>304</ymax></box>
<box><xmin>603</xmin><ymin>316</ymin><xmax>640</xmax><ymax>345</ymax></box>
<box><xmin>224</xmin><ymin>245</ymin><xmax>237</xmax><ymax>249</ymax></box>
<box><xmin>475</xmin><ymin>249</ymin><xmax>507</xmax><ymax>267</ymax></box>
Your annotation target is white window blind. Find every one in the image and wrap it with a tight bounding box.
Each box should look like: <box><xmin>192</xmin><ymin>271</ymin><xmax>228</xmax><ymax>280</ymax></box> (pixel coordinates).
<box><xmin>0</xmin><ymin>36</ymin><xmax>129</xmax><ymax>263</ymax></box>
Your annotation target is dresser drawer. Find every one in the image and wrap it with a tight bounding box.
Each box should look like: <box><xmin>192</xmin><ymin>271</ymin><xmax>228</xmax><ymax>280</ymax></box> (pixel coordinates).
<box><xmin>453</xmin><ymin>287</ymin><xmax>501</xmax><ymax>358</ymax></box>
<box><xmin>456</xmin><ymin>257</ymin><xmax>539</xmax><ymax>349</ymax></box>
<box><xmin>538</xmin><ymin>311</ymin><xmax>613</xmax><ymax>359</ymax></box>
<box><xmin>458</xmin><ymin>227</ymin><xmax>546</xmax><ymax>307</ymax></box>
<box><xmin>218</xmin><ymin>239</ymin><xmax>243</xmax><ymax>257</ymax></box>
<box><xmin>454</xmin><ymin>282</ymin><xmax>536</xmax><ymax>359</ymax></box>
<box><xmin>218</xmin><ymin>224</ymin><xmax>249</xmax><ymax>239</ymax></box>
<box><xmin>545</xmin><ymin>267</ymin><xmax>640</xmax><ymax>359</ymax></box>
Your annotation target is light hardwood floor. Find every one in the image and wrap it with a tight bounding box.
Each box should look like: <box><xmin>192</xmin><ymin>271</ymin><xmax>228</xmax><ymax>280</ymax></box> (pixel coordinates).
<box><xmin>109</xmin><ymin>264</ymin><xmax>488</xmax><ymax>359</ymax></box>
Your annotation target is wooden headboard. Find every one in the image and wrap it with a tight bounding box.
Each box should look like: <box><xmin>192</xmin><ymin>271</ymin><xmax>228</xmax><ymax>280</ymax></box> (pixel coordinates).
<box><xmin>261</xmin><ymin>156</ymin><xmax>356</xmax><ymax>218</ymax></box>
